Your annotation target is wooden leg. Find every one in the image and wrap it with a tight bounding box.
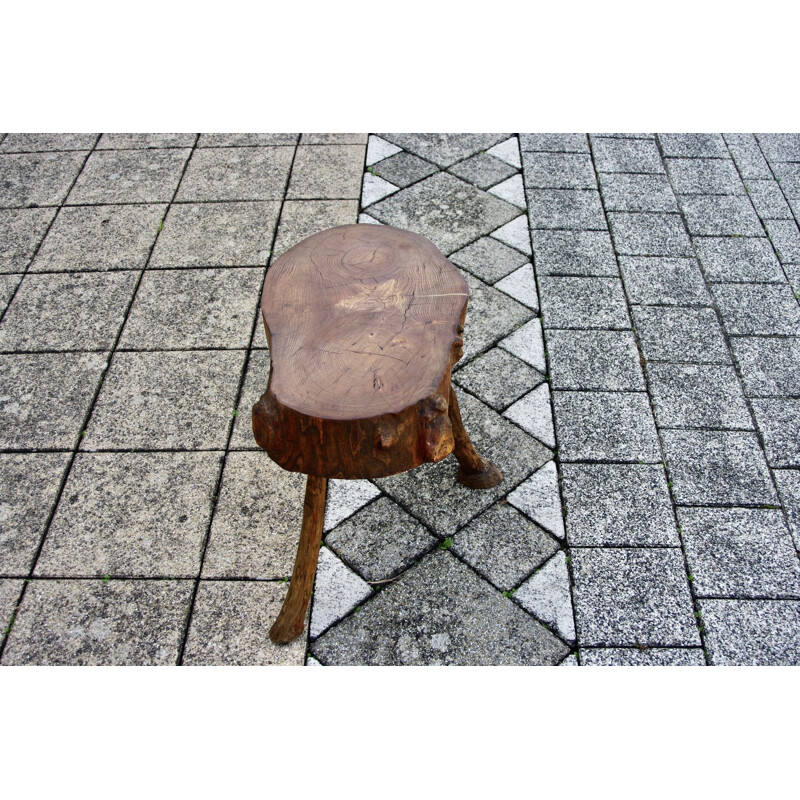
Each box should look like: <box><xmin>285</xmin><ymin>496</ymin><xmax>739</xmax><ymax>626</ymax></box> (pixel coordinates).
<box><xmin>448</xmin><ymin>385</ymin><xmax>503</xmax><ymax>489</ymax></box>
<box><xmin>269</xmin><ymin>474</ymin><xmax>327</xmax><ymax>645</ymax></box>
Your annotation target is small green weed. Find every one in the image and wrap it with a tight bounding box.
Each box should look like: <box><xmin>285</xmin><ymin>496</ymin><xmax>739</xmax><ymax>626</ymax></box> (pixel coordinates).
<box><xmin>439</xmin><ymin>537</ymin><xmax>453</xmax><ymax>550</ymax></box>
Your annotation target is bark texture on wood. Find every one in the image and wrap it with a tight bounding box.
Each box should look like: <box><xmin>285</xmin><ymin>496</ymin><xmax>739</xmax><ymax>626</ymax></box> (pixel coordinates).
<box><xmin>448</xmin><ymin>385</ymin><xmax>503</xmax><ymax>489</ymax></box>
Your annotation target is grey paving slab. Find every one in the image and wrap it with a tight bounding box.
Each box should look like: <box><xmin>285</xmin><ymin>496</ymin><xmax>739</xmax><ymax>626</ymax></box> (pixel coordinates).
<box><xmin>454</xmin><ymin>347</ymin><xmax>543</xmax><ymax>411</ymax></box>
<box><xmin>504</xmin><ymin>383</ymin><xmax>555</xmax><ymax>448</ymax></box>
<box><xmin>370</xmin><ymin>151</ymin><xmax>438</xmax><ymax>188</ymax></box>
<box><xmin>598</xmin><ymin>173</ymin><xmax>678</xmax><ymax>212</ymax></box>
<box><xmin>678</xmin><ymin>194</ymin><xmax>763</xmax><ymax>237</ymax></box>
<box><xmin>0</xmin><ymin>271</ymin><xmax>137</xmax><ymax>351</ymax></box>
<box><xmin>665</xmin><ymin>158</ymin><xmax>743</xmax><ymax>195</ymax></box>
<box><xmin>756</xmin><ymin>133</ymin><xmax>800</xmax><ymax>162</ymax></box>
<box><xmin>97</xmin><ymin>133</ymin><xmax>197</xmax><ymax>149</ymax></box>
<box><xmin>202</xmin><ymin>450</ymin><xmax>305</xmax><ymax>579</ymax></box>
<box><xmin>571</xmin><ymin>548</ymin><xmax>700</xmax><ymax>647</ymax></box>
<box><xmin>230</xmin><ymin>349</ymin><xmax>270</xmax><ymax>449</ymax></box>
<box><xmin>520</xmin><ymin>133</ymin><xmax>588</xmax><ymax>153</ymax></box>
<box><xmin>0</xmin><ymin>151</ymin><xmax>87</xmax><ymax>207</ymax></box>
<box><xmin>712</xmin><ymin>283</ymin><xmax>800</xmax><ymax>335</ymax></box>
<box><xmin>84</xmin><ymin>350</ymin><xmax>244</xmax><ymax>450</ymax></box>
<box><xmin>31</xmin><ymin>204</ymin><xmax>164</xmax><ymax>272</ymax></box>
<box><xmin>539</xmin><ymin>276</ymin><xmax>630</xmax><ymax>329</ymax></box>
<box><xmin>507</xmin><ymin>461</ymin><xmax>564</xmax><ymax>540</ymax></box>
<box><xmin>699</xmin><ymin>599</ymin><xmax>800</xmax><ymax>665</ymax></box>
<box><xmin>632</xmin><ymin>306</ymin><xmax>730</xmax><ymax>363</ymax></box>
<box><xmin>495</xmin><ymin>263</ymin><xmax>539</xmax><ymax>309</ymax></box>
<box><xmin>552</xmin><ymin>391</ymin><xmax>661</xmax><ymax>462</ymax></box>
<box><xmin>0</xmin><ymin>133</ymin><xmax>98</xmax><ymax>153</ymax></box>
<box><xmin>498</xmin><ymin>318</ymin><xmax>545</xmax><ymax>372</ymax></box>
<box><xmin>647</xmin><ymin>362</ymin><xmax>752</xmax><ymax>429</ymax></box>
<box><xmin>287</xmin><ymin>145</ymin><xmax>365</xmax><ymax>199</ymax></box>
<box><xmin>0</xmin><ymin>208</ymin><xmax>57</xmax><ymax>272</ymax></box>
<box><xmin>592</xmin><ymin>137</ymin><xmax>665</xmax><ymax>174</ymax></box>
<box><xmin>764</xmin><ymin>219</ymin><xmax>800</xmax><ymax>263</ymax></box>
<box><xmin>198</xmin><ymin>133</ymin><xmax>299</xmax><ymax>147</ymax></box>
<box><xmin>619</xmin><ymin>256</ymin><xmax>710</xmax><ymax>305</ymax></box>
<box><xmin>732</xmin><ymin>336</ymin><xmax>800</xmax><ymax>397</ymax></box>
<box><xmin>724</xmin><ymin>133</ymin><xmax>772</xmax><ymax>179</ymax></box>
<box><xmin>0</xmin><ymin>352</ymin><xmax>107</xmax><ymax>449</ymax></box>
<box><xmin>785</xmin><ymin>263</ymin><xmax>800</xmax><ymax>295</ymax></box>
<box><xmin>310</xmin><ymin>546</ymin><xmax>372</xmax><ymax>638</ymax></box>
<box><xmin>545</xmin><ymin>329</ymin><xmax>645</xmax><ymax>391</ymax></box>
<box><xmin>175</xmin><ymin>146</ymin><xmax>293</xmax><ymax>202</ymax></box>
<box><xmin>561</xmin><ymin>463</ymin><xmax>679</xmax><ymax>547</ymax></box>
<box><xmin>694</xmin><ymin>236</ymin><xmax>785</xmax><ymax>282</ymax></box>
<box><xmin>678</xmin><ymin>507</ymin><xmax>800</xmax><ymax>599</ymax></box>
<box><xmin>0</xmin><ymin>580</ymin><xmax>22</xmax><ymax>643</ymax></box>
<box><xmin>378</xmin><ymin>133</ymin><xmax>510</xmax><ymax>168</ymax></box>
<box><xmin>326</xmin><ymin>497</ymin><xmax>435</xmax><ymax>583</ymax></box>
<box><xmin>1</xmin><ymin>579</ymin><xmax>193</xmax><ymax>665</ymax></box>
<box><xmin>657</xmin><ymin>133</ymin><xmax>728</xmax><ymax>158</ymax></box>
<box><xmin>182</xmin><ymin>580</ymin><xmax>305</xmax><ymax>665</ymax></box>
<box><xmin>751</xmin><ymin>398</ymin><xmax>800</xmax><ymax>467</ymax></box>
<box><xmin>376</xmin><ymin>391</ymin><xmax>552</xmax><ymax>537</ymax></box>
<box><xmin>0</xmin><ymin>274</ymin><xmax>21</xmax><ymax>316</ymax></box>
<box><xmin>150</xmin><ymin>201</ymin><xmax>280</xmax><ymax>267</ymax></box>
<box><xmin>323</xmin><ymin>480</ymin><xmax>381</xmax><ymax>533</ymax></box>
<box><xmin>450</xmin><ymin>152</ymin><xmax>518</xmax><ymax>190</ymax></box>
<box><xmin>746</xmin><ymin>180</ymin><xmax>793</xmax><ymax>219</ymax></box>
<box><xmin>514</xmin><ymin>550</ymin><xmax>575</xmax><ymax>641</ymax></box>
<box><xmin>368</xmin><ymin>172</ymin><xmax>519</xmax><ymax>255</ymax></box>
<box><xmin>522</xmin><ymin>153</ymin><xmax>595</xmax><ymax>189</ymax></box>
<box><xmin>452</xmin><ymin>502</ymin><xmax>559</xmax><ymax>591</ymax></box>
<box><xmin>581</xmin><ymin>647</ymin><xmax>706</xmax><ymax>665</ymax></box>
<box><xmin>771</xmin><ymin>162</ymin><xmax>800</xmax><ymax>197</ymax></box>
<box><xmin>119</xmin><ymin>267</ymin><xmax>263</xmax><ymax>349</ymax></box>
<box><xmin>449</xmin><ymin>235</ymin><xmax>528</xmax><ymax>284</ymax></box>
<box><xmin>67</xmin><ymin>149</ymin><xmax>190</xmax><ymax>204</ymax></box>
<box><xmin>530</xmin><ymin>229</ymin><xmax>618</xmax><ymax>276</ymax></box>
<box><xmin>35</xmin><ymin>452</ymin><xmax>219</xmax><ymax>578</ymax></box>
<box><xmin>0</xmin><ymin>453</ymin><xmax>71</xmax><ymax>573</ymax></box>
<box><xmin>527</xmin><ymin>189</ymin><xmax>607</xmax><ymax>230</ymax></box>
<box><xmin>661</xmin><ymin>430</ymin><xmax>777</xmax><ymax>505</ymax></box>
<box><xmin>773</xmin><ymin>470</ymin><xmax>800</xmax><ymax>549</ymax></box>
<box><xmin>271</xmin><ymin>200</ymin><xmax>359</xmax><ymax>259</ymax></box>
<box><xmin>301</xmin><ymin>133</ymin><xmax>367</xmax><ymax>144</ymax></box>
<box><xmin>608</xmin><ymin>213</ymin><xmax>692</xmax><ymax>256</ymax></box>
<box><xmin>311</xmin><ymin>549</ymin><xmax>568</xmax><ymax>665</ymax></box>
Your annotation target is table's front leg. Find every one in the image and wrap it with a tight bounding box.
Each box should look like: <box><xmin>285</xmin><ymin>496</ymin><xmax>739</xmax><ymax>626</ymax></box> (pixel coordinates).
<box><xmin>448</xmin><ymin>385</ymin><xmax>503</xmax><ymax>489</ymax></box>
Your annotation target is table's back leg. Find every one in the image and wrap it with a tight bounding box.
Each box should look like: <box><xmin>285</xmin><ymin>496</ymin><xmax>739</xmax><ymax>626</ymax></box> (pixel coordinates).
<box><xmin>447</xmin><ymin>385</ymin><xmax>503</xmax><ymax>489</ymax></box>
<box><xmin>269</xmin><ymin>474</ymin><xmax>327</xmax><ymax>644</ymax></box>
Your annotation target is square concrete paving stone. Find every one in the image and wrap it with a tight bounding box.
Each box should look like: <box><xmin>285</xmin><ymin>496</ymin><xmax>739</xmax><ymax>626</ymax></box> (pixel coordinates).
<box><xmin>119</xmin><ymin>267</ymin><xmax>264</xmax><ymax>349</ymax></box>
<box><xmin>545</xmin><ymin>329</ymin><xmax>645</xmax><ymax>391</ymax></box>
<box><xmin>0</xmin><ymin>580</ymin><xmax>23</xmax><ymax>643</ymax></box>
<box><xmin>732</xmin><ymin>337</ymin><xmax>800</xmax><ymax>397</ymax></box>
<box><xmin>0</xmin><ymin>133</ymin><xmax>98</xmax><ymax>152</ymax></box>
<box><xmin>149</xmin><ymin>201</ymin><xmax>280</xmax><ymax>267</ymax></box>
<box><xmin>376</xmin><ymin>391</ymin><xmax>552</xmax><ymax>537</ymax></box>
<box><xmin>0</xmin><ymin>271</ymin><xmax>138</xmax><ymax>351</ymax></box>
<box><xmin>84</xmin><ymin>350</ymin><xmax>245</xmax><ymax>450</ymax></box>
<box><xmin>530</xmin><ymin>230</ymin><xmax>618</xmax><ymax>276</ymax></box>
<box><xmin>665</xmin><ymin>157</ymin><xmax>744</xmax><ymax>195</ymax></box>
<box><xmin>377</xmin><ymin>133</ymin><xmax>510</xmax><ymax>168</ymax></box>
<box><xmin>607</xmin><ymin>213</ymin><xmax>693</xmax><ymax>256</ymax></box>
<box><xmin>527</xmin><ymin>189</ymin><xmax>607</xmax><ymax>230</ymax></box>
<box><xmin>371</xmin><ymin>151</ymin><xmax>438</xmax><ymax>188</ymax></box>
<box><xmin>0</xmin><ymin>453</ymin><xmax>71</xmax><ymax>573</ymax></box>
<box><xmin>631</xmin><ymin>306</ymin><xmax>730</xmax><ymax>363</ymax></box>
<box><xmin>618</xmin><ymin>256</ymin><xmax>710</xmax><ymax>305</ymax></box>
<box><xmin>450</xmin><ymin>152</ymin><xmax>518</xmax><ymax>190</ymax></box>
<box><xmin>452</xmin><ymin>502</ymin><xmax>559</xmax><ymax>591</ymax></box>
<box><xmin>571</xmin><ymin>548</ymin><xmax>700</xmax><ymax>647</ymax></box>
<box><xmin>175</xmin><ymin>147</ymin><xmax>294</xmax><ymax>202</ymax></box>
<box><xmin>725</xmin><ymin>134</ymin><xmax>772</xmax><ymax>180</ymax></box>
<box><xmin>764</xmin><ymin>219</ymin><xmax>800</xmax><ymax>263</ymax></box>
<box><xmin>699</xmin><ymin>599</ymin><xmax>800</xmax><ymax>665</ymax></box>
<box><xmin>591</xmin><ymin>137</ymin><xmax>665</xmax><ymax>174</ymax></box>
<box><xmin>0</xmin><ymin>152</ymin><xmax>87</xmax><ymax>207</ymax></box>
<box><xmin>657</xmin><ymin>133</ymin><xmax>729</xmax><ymax>158</ymax></box>
<box><xmin>678</xmin><ymin>507</ymin><xmax>800</xmax><ymax>599</ymax></box>
<box><xmin>271</xmin><ymin>200</ymin><xmax>359</xmax><ymax>259</ymax></box>
<box><xmin>521</xmin><ymin>153</ymin><xmax>595</xmax><ymax>189</ymax></box>
<box><xmin>678</xmin><ymin>195</ymin><xmax>764</xmax><ymax>237</ymax></box>
<box><xmin>198</xmin><ymin>133</ymin><xmax>300</xmax><ymax>147</ymax></box>
<box><xmin>745</xmin><ymin>180</ymin><xmax>793</xmax><ymax>219</ymax></box>
<box><xmin>774</xmin><ymin>470</ymin><xmax>800</xmax><ymax>549</ymax></box>
<box><xmin>35</xmin><ymin>452</ymin><xmax>220</xmax><ymax>578</ymax></box>
<box><xmin>580</xmin><ymin>648</ymin><xmax>706</xmax><ymax>666</ymax></box>
<box><xmin>661</xmin><ymin>430</ymin><xmax>777</xmax><ymax>505</ymax></box>
<box><xmin>325</xmin><ymin>497</ymin><xmax>436</xmax><ymax>583</ymax></box>
<box><xmin>0</xmin><ymin>275</ymin><xmax>21</xmax><ymax>316</ymax></box>
<box><xmin>561</xmin><ymin>463</ymin><xmax>679</xmax><ymax>547</ymax></box>
<box><xmin>182</xmin><ymin>580</ymin><xmax>305</xmax><ymax>665</ymax></box>
<box><xmin>30</xmin><ymin>204</ymin><xmax>165</xmax><ymax>272</ymax></box>
<box><xmin>311</xmin><ymin>549</ymin><xmax>568</xmax><ymax>665</ymax></box>
<box><xmin>711</xmin><ymin>283</ymin><xmax>800</xmax><ymax>335</ymax></box>
<box><xmin>750</xmin><ymin>399</ymin><xmax>800</xmax><ymax>467</ymax></box>
<box><xmin>449</xmin><ymin>236</ymin><xmax>529</xmax><ymax>284</ymax></box>
<box><xmin>693</xmin><ymin>237</ymin><xmax>784</xmax><ymax>283</ymax></box>
<box><xmin>0</xmin><ymin>352</ymin><xmax>107</xmax><ymax>449</ymax></box>
<box><xmin>96</xmin><ymin>133</ymin><xmax>197</xmax><ymax>149</ymax></box>
<box><xmin>755</xmin><ymin>133</ymin><xmax>800</xmax><ymax>162</ymax></box>
<box><xmin>0</xmin><ymin>208</ymin><xmax>57</xmax><ymax>272</ymax></box>
<box><xmin>230</xmin><ymin>349</ymin><xmax>270</xmax><ymax>449</ymax></box>
<box><xmin>519</xmin><ymin>133</ymin><xmax>588</xmax><ymax>153</ymax></box>
<box><xmin>646</xmin><ymin>363</ymin><xmax>752</xmax><ymax>429</ymax></box>
<box><xmin>453</xmin><ymin>347</ymin><xmax>543</xmax><ymax>411</ymax></box>
<box><xmin>538</xmin><ymin>276</ymin><xmax>630</xmax><ymax>329</ymax></box>
<box><xmin>368</xmin><ymin>172</ymin><xmax>520</xmax><ymax>255</ymax></box>
<box><xmin>67</xmin><ymin>149</ymin><xmax>191</xmax><ymax>204</ymax></box>
<box><xmin>553</xmin><ymin>392</ymin><xmax>661</xmax><ymax>462</ymax></box>
<box><xmin>288</xmin><ymin>145</ymin><xmax>366</xmax><ymax>199</ymax></box>
<box><xmin>202</xmin><ymin>451</ymin><xmax>305</xmax><ymax>579</ymax></box>
<box><xmin>597</xmin><ymin>173</ymin><xmax>679</xmax><ymax>213</ymax></box>
<box><xmin>1</xmin><ymin>579</ymin><xmax>193</xmax><ymax>665</ymax></box>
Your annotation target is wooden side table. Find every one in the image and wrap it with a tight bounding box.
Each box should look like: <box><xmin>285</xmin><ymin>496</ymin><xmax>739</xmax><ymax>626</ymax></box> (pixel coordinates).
<box><xmin>252</xmin><ymin>224</ymin><xmax>502</xmax><ymax>644</ymax></box>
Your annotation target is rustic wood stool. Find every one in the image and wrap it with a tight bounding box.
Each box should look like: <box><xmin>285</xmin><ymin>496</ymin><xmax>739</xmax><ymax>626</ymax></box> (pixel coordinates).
<box><xmin>252</xmin><ymin>224</ymin><xmax>503</xmax><ymax>644</ymax></box>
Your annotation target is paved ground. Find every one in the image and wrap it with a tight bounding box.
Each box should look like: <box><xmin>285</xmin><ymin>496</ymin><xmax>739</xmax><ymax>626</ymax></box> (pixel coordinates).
<box><xmin>0</xmin><ymin>133</ymin><xmax>798</xmax><ymax>665</ymax></box>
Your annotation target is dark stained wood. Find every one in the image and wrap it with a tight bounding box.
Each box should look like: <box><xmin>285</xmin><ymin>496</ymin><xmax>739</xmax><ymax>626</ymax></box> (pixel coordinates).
<box><xmin>253</xmin><ymin>224</ymin><xmax>468</xmax><ymax>479</ymax></box>
<box><xmin>269</xmin><ymin>474</ymin><xmax>327</xmax><ymax>645</ymax></box>
<box><xmin>447</xmin><ymin>385</ymin><xmax>503</xmax><ymax>489</ymax></box>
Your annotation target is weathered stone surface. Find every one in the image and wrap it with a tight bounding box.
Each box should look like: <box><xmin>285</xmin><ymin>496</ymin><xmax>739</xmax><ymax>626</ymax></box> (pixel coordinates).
<box><xmin>598</xmin><ymin>173</ymin><xmax>678</xmax><ymax>212</ymax></box>
<box><xmin>765</xmin><ymin>219</ymin><xmax>800</xmax><ymax>263</ymax></box>
<box><xmin>377</xmin><ymin>133</ymin><xmax>510</xmax><ymax>168</ymax></box>
<box><xmin>619</xmin><ymin>256</ymin><xmax>710</xmax><ymax>305</ymax></box>
<box><xmin>97</xmin><ymin>133</ymin><xmax>196</xmax><ymax>149</ymax></box>
<box><xmin>581</xmin><ymin>648</ymin><xmax>705</xmax><ymax>666</ymax></box>
<box><xmin>230</xmin><ymin>349</ymin><xmax>270</xmax><ymax>449</ymax></box>
<box><xmin>491</xmin><ymin>215</ymin><xmax>532</xmax><ymax>254</ymax></box>
<box><xmin>454</xmin><ymin>347</ymin><xmax>542</xmax><ymax>411</ymax></box>
<box><xmin>608</xmin><ymin>213</ymin><xmax>692</xmax><ymax>256</ymax></box>
<box><xmin>300</xmin><ymin>134</ymin><xmax>367</xmax><ymax>144</ymax></box>
<box><xmin>450</xmin><ymin>152</ymin><xmax>517</xmax><ymax>190</ymax></box>
<box><xmin>323</xmin><ymin>479</ymin><xmax>381</xmax><ymax>532</ymax></box>
<box><xmin>751</xmin><ymin>399</ymin><xmax>800</xmax><ymax>467</ymax></box>
<box><xmin>539</xmin><ymin>276</ymin><xmax>630</xmax><ymax>329</ymax></box>
<box><xmin>498</xmin><ymin>318</ymin><xmax>545</xmax><ymax>372</ymax></box>
<box><xmin>678</xmin><ymin>195</ymin><xmax>763</xmax><ymax>237</ymax></box>
<box><xmin>694</xmin><ymin>236</ymin><xmax>784</xmax><ymax>282</ymax></box>
<box><xmin>311</xmin><ymin>550</ymin><xmax>568</xmax><ymax>665</ymax></box>
<box><xmin>487</xmin><ymin>137</ymin><xmax>522</xmax><ymax>168</ymax></box>
<box><xmin>527</xmin><ymin>189</ymin><xmax>606</xmax><ymax>230</ymax></box>
<box><xmin>0</xmin><ymin>208</ymin><xmax>57</xmax><ymax>272</ymax></box>
<box><xmin>1</xmin><ymin>133</ymin><xmax>98</xmax><ymax>152</ymax></box>
<box><xmin>361</xmin><ymin>173</ymin><xmax>398</xmax><ymax>206</ymax></box>
<box><xmin>507</xmin><ymin>461</ymin><xmax>565</xmax><ymax>540</ymax></box>
<box><xmin>520</xmin><ymin>134</ymin><xmax>588</xmax><ymax>153</ymax></box>
<box><xmin>522</xmin><ymin>153</ymin><xmax>595</xmax><ymax>189</ymax></box>
<box><xmin>514</xmin><ymin>550</ymin><xmax>575</xmax><ymax>641</ymax></box>
<box><xmin>449</xmin><ymin>235</ymin><xmax>528</xmax><ymax>284</ymax></box>
<box><xmin>494</xmin><ymin>264</ymin><xmax>539</xmax><ymax>309</ymax></box>
<box><xmin>593</xmin><ymin>137</ymin><xmax>665</xmax><ymax>173</ymax></box>
<box><xmin>657</xmin><ymin>133</ymin><xmax>728</xmax><ymax>158</ymax></box>
<box><xmin>0</xmin><ymin>151</ymin><xmax>87</xmax><ymax>207</ymax></box>
<box><xmin>712</xmin><ymin>283</ymin><xmax>800</xmax><ymax>335</ymax></box>
<box><xmin>271</xmin><ymin>200</ymin><xmax>359</xmax><ymax>259</ymax></box>
<box><xmin>774</xmin><ymin>470</ymin><xmax>800</xmax><ymax>550</ymax></box>
<box><xmin>365</xmin><ymin>135</ymin><xmax>402</xmax><ymax>166</ymax></box>
<box><xmin>288</xmin><ymin>145</ymin><xmax>365</xmax><ymax>199</ymax></box>
<box><xmin>665</xmin><ymin>157</ymin><xmax>743</xmax><ymax>194</ymax></box>
<box><xmin>0</xmin><ymin>580</ymin><xmax>22</xmax><ymax>643</ymax></box>
<box><xmin>504</xmin><ymin>383</ymin><xmax>556</xmax><ymax>448</ymax></box>
<box><xmin>310</xmin><ymin>546</ymin><xmax>372</xmax><ymax>638</ymax></box>
<box><xmin>198</xmin><ymin>133</ymin><xmax>299</xmax><ymax>147</ymax></box>
<box><xmin>632</xmin><ymin>306</ymin><xmax>730</xmax><ymax>363</ymax></box>
<box><xmin>531</xmin><ymin>229</ymin><xmax>618</xmax><ymax>276</ymax></box>
<box><xmin>370</xmin><ymin>151</ymin><xmax>437</xmax><ymax>187</ymax></box>
<box><xmin>746</xmin><ymin>180</ymin><xmax>793</xmax><ymax>219</ymax></box>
